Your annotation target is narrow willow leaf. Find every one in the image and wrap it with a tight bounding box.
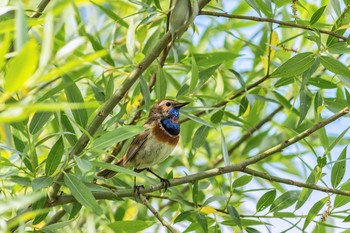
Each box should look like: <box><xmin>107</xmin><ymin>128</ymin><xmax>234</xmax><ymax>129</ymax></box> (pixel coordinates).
<box><xmin>64</xmin><ymin>173</ymin><xmax>102</xmax><ymax>215</ymax></box>
<box><xmin>232</xmin><ymin>175</ymin><xmax>253</xmax><ymax>188</ymax></box>
<box><xmin>334</xmin><ymin>180</ymin><xmax>350</xmax><ymax>208</ymax></box>
<box><xmin>63</xmin><ymin>76</ymin><xmax>88</xmax><ymax>128</ymax></box>
<box><xmin>86</xmin><ymin>33</ymin><xmax>114</xmax><ymax>66</ymax></box>
<box><xmin>15</xmin><ymin>1</ymin><xmax>28</xmax><ymax>50</ymax></box>
<box><xmin>220</xmin><ymin>127</ymin><xmax>231</xmax><ymax>184</ymax></box>
<box><xmin>126</xmin><ymin>18</ymin><xmax>135</xmax><ymax>56</ymax></box>
<box><xmin>45</xmin><ymin>137</ymin><xmax>64</xmax><ymax>176</ymax></box>
<box><xmin>90</xmin><ymin>1</ymin><xmax>128</xmax><ymax>27</ymax></box>
<box><xmin>256</xmin><ymin>190</ymin><xmax>276</xmax><ymax>212</ymax></box>
<box><xmin>227</xmin><ymin>205</ymin><xmax>242</xmax><ymax>229</ymax></box>
<box><xmin>91</xmin><ymin>161</ymin><xmax>148</xmax><ymax>179</ymax></box>
<box><xmin>192</xmin><ymin>181</ymin><xmax>199</xmax><ymax>206</ymax></box>
<box><xmin>244</xmin><ymin>0</ymin><xmax>262</xmax><ymax>16</ymax></box>
<box><xmin>189</xmin><ymin>56</ymin><xmax>199</xmax><ymax>92</ymax></box>
<box><xmin>155</xmin><ymin>64</ymin><xmax>167</xmax><ymax>100</ymax></box>
<box><xmin>29</xmin><ymin>112</ymin><xmax>52</xmax><ymax>135</ymax></box>
<box><xmin>192</xmin><ymin>125</ymin><xmax>209</xmax><ymax>150</ymax></box>
<box><xmin>181</xmin><ymin>112</ymin><xmax>214</xmax><ymax>127</ymax></box>
<box><xmin>344</xmin><ymin>215</ymin><xmax>350</xmax><ymax>222</ymax></box>
<box><xmin>270</xmin><ymin>52</ymin><xmax>315</xmax><ymax>78</ymax></box>
<box><xmin>92</xmin><ymin>125</ymin><xmax>145</xmax><ymax>150</ymax></box>
<box><xmin>4</xmin><ymin>40</ymin><xmax>38</xmax><ymax>92</ymax></box>
<box><xmin>310</xmin><ymin>5</ymin><xmax>327</xmax><ymax>25</ymax></box>
<box><xmin>42</xmin><ymin>220</ymin><xmax>76</xmax><ymax>232</ymax></box>
<box><xmin>319</xmin><ymin>55</ymin><xmax>350</xmax><ymax>78</ymax></box>
<box><xmin>296</xmin><ymin>166</ymin><xmax>322</xmax><ymax>210</ymax></box>
<box><xmin>270</xmin><ymin>190</ymin><xmax>300</xmax><ymax>212</ymax></box>
<box><xmin>346</xmin><ymin>88</ymin><xmax>350</xmax><ymax>108</ymax></box>
<box><xmin>139</xmin><ymin>76</ymin><xmax>150</xmax><ymax>110</ymax></box>
<box><xmin>108</xmin><ymin>220</ymin><xmax>154</xmax><ymax>232</ymax></box>
<box><xmin>303</xmin><ymin>196</ymin><xmax>329</xmax><ymax>230</ymax></box>
<box><xmin>31</xmin><ymin>176</ymin><xmax>53</xmax><ymax>191</ymax></box>
<box><xmin>298</xmin><ymin>87</ymin><xmax>312</xmax><ymax>125</ymax></box>
<box><xmin>174</xmin><ymin>211</ymin><xmax>194</xmax><ymax>224</ymax></box>
<box><xmin>196</xmin><ymin>213</ymin><xmax>208</xmax><ymax>233</ymax></box>
<box><xmin>0</xmin><ymin>192</ymin><xmax>44</xmax><ymax>215</ymax></box>
<box><xmin>331</xmin><ymin>146</ymin><xmax>347</xmax><ymax>188</ymax></box>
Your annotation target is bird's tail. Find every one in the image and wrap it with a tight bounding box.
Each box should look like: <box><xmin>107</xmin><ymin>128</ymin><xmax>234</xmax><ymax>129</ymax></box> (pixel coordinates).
<box><xmin>96</xmin><ymin>157</ymin><xmax>124</xmax><ymax>179</ymax></box>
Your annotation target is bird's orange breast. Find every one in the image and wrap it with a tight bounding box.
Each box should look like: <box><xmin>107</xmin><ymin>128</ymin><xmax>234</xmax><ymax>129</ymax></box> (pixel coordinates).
<box><xmin>152</xmin><ymin>121</ymin><xmax>179</xmax><ymax>146</ymax></box>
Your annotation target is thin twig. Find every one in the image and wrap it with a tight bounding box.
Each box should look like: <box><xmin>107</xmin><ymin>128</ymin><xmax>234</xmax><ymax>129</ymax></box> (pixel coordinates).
<box><xmin>199</xmin><ymin>10</ymin><xmax>347</xmax><ymax>41</ymax></box>
<box><xmin>180</xmin><ymin>74</ymin><xmax>270</xmax><ymax>123</ymax></box>
<box><xmin>212</xmin><ymin>104</ymin><xmax>284</xmax><ymax>166</ymax></box>
<box><xmin>138</xmin><ymin>194</ymin><xmax>178</xmax><ymax>233</ymax></box>
<box><xmin>31</xmin><ymin>0</ymin><xmax>51</xmax><ymax>18</ymax></box>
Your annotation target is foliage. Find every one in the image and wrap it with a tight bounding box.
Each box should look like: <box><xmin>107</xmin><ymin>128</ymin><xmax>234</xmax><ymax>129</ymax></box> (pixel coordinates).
<box><xmin>1</xmin><ymin>0</ymin><xmax>350</xmax><ymax>232</ymax></box>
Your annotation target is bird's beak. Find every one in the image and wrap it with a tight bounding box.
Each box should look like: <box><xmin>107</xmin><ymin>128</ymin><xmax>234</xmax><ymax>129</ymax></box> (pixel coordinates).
<box><xmin>174</xmin><ymin>101</ymin><xmax>190</xmax><ymax>108</ymax></box>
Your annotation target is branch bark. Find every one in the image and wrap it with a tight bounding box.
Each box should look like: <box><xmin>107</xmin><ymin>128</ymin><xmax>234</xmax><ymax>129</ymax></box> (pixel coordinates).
<box><xmin>199</xmin><ymin>10</ymin><xmax>347</xmax><ymax>41</ymax></box>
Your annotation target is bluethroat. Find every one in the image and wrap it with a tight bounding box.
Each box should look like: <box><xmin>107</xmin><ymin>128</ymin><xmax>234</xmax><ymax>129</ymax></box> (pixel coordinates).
<box><xmin>97</xmin><ymin>99</ymin><xmax>189</xmax><ymax>191</ymax></box>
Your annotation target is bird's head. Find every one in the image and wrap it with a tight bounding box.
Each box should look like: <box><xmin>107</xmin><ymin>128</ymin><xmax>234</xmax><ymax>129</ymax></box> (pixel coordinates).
<box><xmin>148</xmin><ymin>99</ymin><xmax>189</xmax><ymax>122</ymax></box>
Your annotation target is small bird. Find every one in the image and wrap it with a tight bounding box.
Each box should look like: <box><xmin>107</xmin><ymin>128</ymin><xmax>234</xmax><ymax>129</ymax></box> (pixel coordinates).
<box><xmin>97</xmin><ymin>99</ymin><xmax>189</xmax><ymax>191</ymax></box>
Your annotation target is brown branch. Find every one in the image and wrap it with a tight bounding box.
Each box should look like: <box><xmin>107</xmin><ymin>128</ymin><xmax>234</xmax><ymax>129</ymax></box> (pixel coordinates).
<box><xmin>31</xmin><ymin>0</ymin><xmax>51</xmax><ymax>18</ymax></box>
<box><xmin>138</xmin><ymin>194</ymin><xmax>178</xmax><ymax>233</ymax></box>
<box><xmin>199</xmin><ymin>10</ymin><xmax>347</xmax><ymax>41</ymax></box>
<box><xmin>47</xmin><ymin>106</ymin><xmax>349</xmax><ymax>206</ymax></box>
<box><xmin>240</xmin><ymin>107</ymin><xmax>349</xmax><ymax>167</ymax></box>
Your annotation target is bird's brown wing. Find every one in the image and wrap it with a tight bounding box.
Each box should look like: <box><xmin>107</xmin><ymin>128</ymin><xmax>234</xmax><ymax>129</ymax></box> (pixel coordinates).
<box><xmin>121</xmin><ymin>128</ymin><xmax>150</xmax><ymax>166</ymax></box>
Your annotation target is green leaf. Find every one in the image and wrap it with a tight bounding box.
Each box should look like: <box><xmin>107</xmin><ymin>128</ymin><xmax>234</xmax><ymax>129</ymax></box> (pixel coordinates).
<box><xmin>155</xmin><ymin>64</ymin><xmax>167</xmax><ymax>100</ymax></box>
<box><xmin>344</xmin><ymin>215</ymin><xmax>350</xmax><ymax>222</ymax></box>
<box><xmin>303</xmin><ymin>196</ymin><xmax>329</xmax><ymax>230</ymax></box>
<box><xmin>195</xmin><ymin>213</ymin><xmax>208</xmax><ymax>233</ymax></box>
<box><xmin>15</xmin><ymin>1</ymin><xmax>28</xmax><ymax>50</ymax></box>
<box><xmin>126</xmin><ymin>18</ymin><xmax>135</xmax><ymax>56</ymax></box>
<box><xmin>227</xmin><ymin>205</ymin><xmax>242</xmax><ymax>229</ymax></box>
<box><xmin>296</xmin><ymin>166</ymin><xmax>322</xmax><ymax>210</ymax></box>
<box><xmin>92</xmin><ymin>125</ymin><xmax>145</xmax><ymax>150</ymax></box>
<box><xmin>192</xmin><ymin>181</ymin><xmax>199</xmax><ymax>206</ymax></box>
<box><xmin>346</xmin><ymin>88</ymin><xmax>350</xmax><ymax>108</ymax></box>
<box><xmin>310</xmin><ymin>5</ymin><xmax>327</xmax><ymax>25</ymax></box>
<box><xmin>42</xmin><ymin>220</ymin><xmax>75</xmax><ymax>232</ymax></box>
<box><xmin>319</xmin><ymin>55</ymin><xmax>350</xmax><ymax>78</ymax></box>
<box><xmin>192</xmin><ymin>125</ymin><xmax>209</xmax><ymax>150</ymax></box>
<box><xmin>189</xmin><ymin>56</ymin><xmax>199</xmax><ymax>92</ymax></box>
<box><xmin>334</xmin><ymin>180</ymin><xmax>350</xmax><ymax>208</ymax></box>
<box><xmin>194</xmin><ymin>52</ymin><xmax>239</xmax><ymax>67</ymax></box>
<box><xmin>331</xmin><ymin>146</ymin><xmax>347</xmax><ymax>188</ymax></box>
<box><xmin>29</xmin><ymin>112</ymin><xmax>52</xmax><ymax>135</ymax></box>
<box><xmin>256</xmin><ymin>190</ymin><xmax>276</xmax><ymax>212</ymax></box>
<box><xmin>232</xmin><ymin>175</ymin><xmax>253</xmax><ymax>188</ymax></box>
<box><xmin>270</xmin><ymin>190</ymin><xmax>300</xmax><ymax>212</ymax></box>
<box><xmin>31</xmin><ymin>176</ymin><xmax>53</xmax><ymax>191</ymax></box>
<box><xmin>74</xmin><ymin>157</ymin><xmax>93</xmax><ymax>173</ymax></box>
<box><xmin>91</xmin><ymin>161</ymin><xmax>148</xmax><ymax>179</ymax></box>
<box><xmin>298</xmin><ymin>86</ymin><xmax>312</xmax><ymax>125</ymax></box>
<box><xmin>0</xmin><ymin>192</ymin><xmax>44</xmax><ymax>215</ymax></box>
<box><xmin>4</xmin><ymin>40</ymin><xmax>39</xmax><ymax>92</ymax></box>
<box><xmin>181</xmin><ymin>112</ymin><xmax>214</xmax><ymax>128</ymax></box>
<box><xmin>308</xmin><ymin>78</ymin><xmax>337</xmax><ymax>89</ymax></box>
<box><xmin>63</xmin><ymin>76</ymin><xmax>88</xmax><ymax>128</ymax></box>
<box><xmin>45</xmin><ymin>137</ymin><xmax>64</xmax><ymax>176</ymax></box>
<box><xmin>90</xmin><ymin>1</ymin><xmax>128</xmax><ymax>27</ymax></box>
<box><xmin>63</xmin><ymin>173</ymin><xmax>102</xmax><ymax>215</ymax></box>
<box><xmin>108</xmin><ymin>220</ymin><xmax>154</xmax><ymax>233</ymax></box>
<box><xmin>139</xmin><ymin>76</ymin><xmax>151</xmax><ymax>110</ymax></box>
<box><xmin>174</xmin><ymin>210</ymin><xmax>194</xmax><ymax>224</ymax></box>
<box><xmin>270</xmin><ymin>52</ymin><xmax>315</xmax><ymax>78</ymax></box>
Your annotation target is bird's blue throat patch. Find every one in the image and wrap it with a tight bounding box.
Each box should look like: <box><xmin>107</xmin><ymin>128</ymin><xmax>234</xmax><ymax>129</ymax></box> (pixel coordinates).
<box><xmin>160</xmin><ymin>108</ymin><xmax>180</xmax><ymax>136</ymax></box>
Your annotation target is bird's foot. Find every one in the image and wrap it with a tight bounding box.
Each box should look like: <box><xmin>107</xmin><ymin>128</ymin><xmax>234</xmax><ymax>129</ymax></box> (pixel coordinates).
<box><xmin>160</xmin><ymin>178</ymin><xmax>171</xmax><ymax>192</ymax></box>
<box><xmin>133</xmin><ymin>184</ymin><xmax>145</xmax><ymax>198</ymax></box>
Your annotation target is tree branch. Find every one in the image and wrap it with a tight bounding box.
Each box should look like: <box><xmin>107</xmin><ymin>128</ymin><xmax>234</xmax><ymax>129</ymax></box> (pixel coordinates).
<box><xmin>242</xmin><ymin>167</ymin><xmax>350</xmax><ymax>196</ymax></box>
<box><xmin>139</xmin><ymin>194</ymin><xmax>178</xmax><ymax>233</ymax></box>
<box><xmin>199</xmin><ymin>10</ymin><xmax>347</xmax><ymax>41</ymax></box>
<box><xmin>48</xmin><ymin>107</ymin><xmax>349</xmax><ymax>206</ymax></box>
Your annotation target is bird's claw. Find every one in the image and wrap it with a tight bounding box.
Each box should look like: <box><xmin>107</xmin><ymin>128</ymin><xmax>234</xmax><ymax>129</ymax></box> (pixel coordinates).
<box><xmin>160</xmin><ymin>178</ymin><xmax>171</xmax><ymax>192</ymax></box>
<box><xmin>133</xmin><ymin>184</ymin><xmax>145</xmax><ymax>198</ymax></box>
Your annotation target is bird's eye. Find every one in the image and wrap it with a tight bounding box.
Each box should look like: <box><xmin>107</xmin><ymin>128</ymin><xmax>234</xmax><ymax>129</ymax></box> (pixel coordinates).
<box><xmin>165</xmin><ymin>102</ymin><xmax>171</xmax><ymax>107</ymax></box>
